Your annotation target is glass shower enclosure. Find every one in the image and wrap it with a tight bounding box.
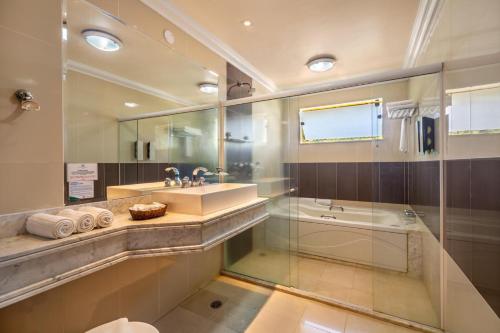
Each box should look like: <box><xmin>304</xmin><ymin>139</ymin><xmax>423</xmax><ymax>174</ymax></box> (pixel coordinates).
<box><xmin>222</xmin><ymin>72</ymin><xmax>443</xmax><ymax>330</ymax></box>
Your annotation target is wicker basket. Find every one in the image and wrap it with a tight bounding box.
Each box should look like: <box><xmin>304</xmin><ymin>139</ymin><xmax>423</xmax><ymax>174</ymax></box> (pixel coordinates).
<box><xmin>129</xmin><ymin>204</ymin><xmax>167</xmax><ymax>220</ymax></box>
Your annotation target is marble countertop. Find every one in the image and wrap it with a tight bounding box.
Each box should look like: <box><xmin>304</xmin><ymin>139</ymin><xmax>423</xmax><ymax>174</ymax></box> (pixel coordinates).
<box><xmin>0</xmin><ymin>198</ymin><xmax>267</xmax><ymax>263</ymax></box>
<box><xmin>0</xmin><ymin>197</ymin><xmax>269</xmax><ymax>308</ymax></box>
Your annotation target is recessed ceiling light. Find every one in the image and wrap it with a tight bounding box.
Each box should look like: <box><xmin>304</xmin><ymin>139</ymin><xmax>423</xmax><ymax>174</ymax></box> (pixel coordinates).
<box><xmin>163</xmin><ymin>30</ymin><xmax>175</xmax><ymax>44</ymax></box>
<box><xmin>307</xmin><ymin>56</ymin><xmax>336</xmax><ymax>73</ymax></box>
<box><xmin>124</xmin><ymin>102</ymin><xmax>139</xmax><ymax>108</ymax></box>
<box><xmin>242</xmin><ymin>20</ymin><xmax>252</xmax><ymax>27</ymax></box>
<box><xmin>82</xmin><ymin>29</ymin><xmax>122</xmax><ymax>52</ymax></box>
<box><xmin>199</xmin><ymin>83</ymin><xmax>218</xmax><ymax>94</ymax></box>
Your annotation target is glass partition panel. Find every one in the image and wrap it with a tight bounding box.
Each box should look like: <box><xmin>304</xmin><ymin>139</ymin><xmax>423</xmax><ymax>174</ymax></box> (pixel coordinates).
<box><xmin>133</xmin><ymin>108</ymin><xmax>219</xmax><ymax>184</ymax></box>
<box><xmin>372</xmin><ymin>73</ymin><xmax>441</xmax><ymax>328</ymax></box>
<box><xmin>223</xmin><ymin>98</ymin><xmax>299</xmax><ymax>286</ymax></box>
<box><xmin>444</xmin><ymin>63</ymin><xmax>500</xmax><ymax>319</ymax></box>
<box><xmin>118</xmin><ymin>120</ymin><xmax>139</xmax><ymax>185</ymax></box>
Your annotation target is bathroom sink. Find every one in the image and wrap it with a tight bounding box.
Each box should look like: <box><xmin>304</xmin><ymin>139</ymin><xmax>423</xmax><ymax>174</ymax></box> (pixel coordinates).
<box><xmin>107</xmin><ymin>182</ymin><xmax>167</xmax><ymax>199</ymax></box>
<box><xmin>152</xmin><ymin>183</ymin><xmax>258</xmax><ymax>215</ymax></box>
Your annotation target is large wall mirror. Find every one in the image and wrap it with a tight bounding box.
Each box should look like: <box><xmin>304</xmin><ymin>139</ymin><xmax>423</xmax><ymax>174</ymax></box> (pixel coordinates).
<box><xmin>63</xmin><ymin>0</ymin><xmax>224</xmax><ymax>204</ymax></box>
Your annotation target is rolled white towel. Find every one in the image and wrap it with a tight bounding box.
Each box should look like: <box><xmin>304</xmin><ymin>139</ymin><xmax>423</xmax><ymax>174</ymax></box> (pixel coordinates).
<box><xmin>58</xmin><ymin>208</ymin><xmax>96</xmax><ymax>233</ymax></box>
<box><xmin>79</xmin><ymin>206</ymin><xmax>114</xmax><ymax>228</ymax></box>
<box><xmin>26</xmin><ymin>213</ymin><xmax>75</xmax><ymax>239</ymax></box>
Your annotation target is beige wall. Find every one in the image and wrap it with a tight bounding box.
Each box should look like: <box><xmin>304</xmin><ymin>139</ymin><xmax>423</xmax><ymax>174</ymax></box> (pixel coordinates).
<box><xmin>444</xmin><ymin>62</ymin><xmax>500</xmax><ymax>160</ymax></box>
<box><xmin>289</xmin><ymin>80</ymin><xmax>409</xmax><ymax>163</ymax></box>
<box><xmin>0</xmin><ymin>0</ymin><xmax>64</xmax><ymax>214</ymax></box>
<box><xmin>87</xmin><ymin>0</ymin><xmax>226</xmax><ymax>79</ymax></box>
<box><xmin>0</xmin><ymin>246</ymin><xmax>222</xmax><ymax>333</ymax></box>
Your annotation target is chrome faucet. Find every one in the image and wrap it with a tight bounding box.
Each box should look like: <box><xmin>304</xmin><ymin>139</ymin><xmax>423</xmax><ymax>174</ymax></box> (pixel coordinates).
<box><xmin>329</xmin><ymin>202</ymin><xmax>344</xmax><ymax>212</ymax></box>
<box><xmin>192</xmin><ymin>166</ymin><xmax>208</xmax><ymax>186</ymax></box>
<box><xmin>315</xmin><ymin>198</ymin><xmax>344</xmax><ymax>212</ymax></box>
<box><xmin>164</xmin><ymin>167</ymin><xmax>181</xmax><ymax>187</ymax></box>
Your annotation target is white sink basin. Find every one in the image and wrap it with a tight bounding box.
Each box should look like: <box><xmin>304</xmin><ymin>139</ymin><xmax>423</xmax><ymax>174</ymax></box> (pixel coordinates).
<box><xmin>152</xmin><ymin>183</ymin><xmax>258</xmax><ymax>215</ymax></box>
<box><xmin>107</xmin><ymin>182</ymin><xmax>167</xmax><ymax>200</ymax></box>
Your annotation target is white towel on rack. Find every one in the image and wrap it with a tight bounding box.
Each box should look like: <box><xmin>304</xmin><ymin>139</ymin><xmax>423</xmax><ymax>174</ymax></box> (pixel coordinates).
<box><xmin>399</xmin><ymin>118</ymin><xmax>408</xmax><ymax>153</ymax></box>
<box><xmin>26</xmin><ymin>213</ymin><xmax>75</xmax><ymax>239</ymax></box>
<box><xmin>58</xmin><ymin>208</ymin><xmax>96</xmax><ymax>233</ymax></box>
<box><xmin>79</xmin><ymin>206</ymin><xmax>114</xmax><ymax>228</ymax></box>
<box><xmin>386</xmin><ymin>100</ymin><xmax>418</xmax><ymax>119</ymax></box>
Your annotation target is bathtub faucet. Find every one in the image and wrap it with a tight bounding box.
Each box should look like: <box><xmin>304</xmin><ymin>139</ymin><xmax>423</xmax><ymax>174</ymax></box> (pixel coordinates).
<box><xmin>329</xmin><ymin>203</ymin><xmax>344</xmax><ymax>212</ymax></box>
<box><xmin>315</xmin><ymin>198</ymin><xmax>344</xmax><ymax>212</ymax></box>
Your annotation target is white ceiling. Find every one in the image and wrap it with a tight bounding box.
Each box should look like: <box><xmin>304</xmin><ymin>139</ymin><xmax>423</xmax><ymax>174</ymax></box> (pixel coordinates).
<box><xmin>66</xmin><ymin>0</ymin><xmax>221</xmax><ymax>109</ymax></box>
<box><xmin>165</xmin><ymin>0</ymin><xmax>420</xmax><ymax>90</ymax></box>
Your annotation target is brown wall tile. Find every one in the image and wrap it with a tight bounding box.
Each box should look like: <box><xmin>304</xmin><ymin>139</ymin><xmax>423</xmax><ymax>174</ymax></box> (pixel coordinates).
<box><xmin>317</xmin><ymin>163</ymin><xmax>336</xmax><ymax>200</ymax></box>
<box><xmin>337</xmin><ymin>163</ymin><xmax>357</xmax><ymax>201</ymax></box>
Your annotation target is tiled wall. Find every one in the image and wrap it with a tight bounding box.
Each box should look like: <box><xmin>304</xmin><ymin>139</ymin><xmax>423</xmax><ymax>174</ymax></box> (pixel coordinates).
<box><xmin>445</xmin><ymin>157</ymin><xmax>500</xmax><ymax>316</ymax></box>
<box><xmin>294</xmin><ymin>162</ymin><xmax>407</xmax><ymax>203</ymax></box>
<box><xmin>0</xmin><ymin>246</ymin><xmax>222</xmax><ymax>333</ymax></box>
<box><xmin>293</xmin><ymin>161</ymin><xmax>441</xmax><ymax>237</ymax></box>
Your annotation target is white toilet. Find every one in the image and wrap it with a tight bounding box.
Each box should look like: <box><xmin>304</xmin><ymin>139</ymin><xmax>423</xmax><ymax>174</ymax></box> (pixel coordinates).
<box><xmin>86</xmin><ymin>318</ymin><xmax>159</xmax><ymax>333</ymax></box>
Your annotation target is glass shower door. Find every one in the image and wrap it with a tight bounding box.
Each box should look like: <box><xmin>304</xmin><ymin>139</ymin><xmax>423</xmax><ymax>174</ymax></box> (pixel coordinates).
<box><xmin>371</xmin><ymin>73</ymin><xmax>442</xmax><ymax>328</ymax></box>
<box><xmin>223</xmin><ymin>97</ymin><xmax>299</xmax><ymax>287</ymax></box>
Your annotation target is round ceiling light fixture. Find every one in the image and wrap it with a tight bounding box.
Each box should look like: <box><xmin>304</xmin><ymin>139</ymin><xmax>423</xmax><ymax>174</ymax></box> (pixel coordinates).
<box><xmin>199</xmin><ymin>83</ymin><xmax>218</xmax><ymax>94</ymax></box>
<box><xmin>124</xmin><ymin>102</ymin><xmax>139</xmax><ymax>108</ymax></box>
<box><xmin>242</xmin><ymin>20</ymin><xmax>252</xmax><ymax>27</ymax></box>
<box><xmin>307</xmin><ymin>56</ymin><xmax>336</xmax><ymax>73</ymax></box>
<box><xmin>82</xmin><ymin>29</ymin><xmax>122</xmax><ymax>52</ymax></box>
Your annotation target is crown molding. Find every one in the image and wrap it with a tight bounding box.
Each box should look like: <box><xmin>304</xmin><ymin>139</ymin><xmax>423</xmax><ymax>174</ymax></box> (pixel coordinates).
<box><xmin>65</xmin><ymin>60</ymin><xmax>194</xmax><ymax>106</ymax></box>
<box><xmin>404</xmin><ymin>0</ymin><xmax>445</xmax><ymax>68</ymax></box>
<box><xmin>140</xmin><ymin>0</ymin><xmax>278</xmax><ymax>93</ymax></box>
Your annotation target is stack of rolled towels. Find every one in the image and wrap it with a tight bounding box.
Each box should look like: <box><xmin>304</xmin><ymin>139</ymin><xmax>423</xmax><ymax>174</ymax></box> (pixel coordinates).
<box><xmin>26</xmin><ymin>206</ymin><xmax>114</xmax><ymax>240</ymax></box>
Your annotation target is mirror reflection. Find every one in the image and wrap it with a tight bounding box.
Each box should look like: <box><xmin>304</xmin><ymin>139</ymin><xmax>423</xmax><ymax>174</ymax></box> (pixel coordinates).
<box><xmin>63</xmin><ymin>0</ymin><xmax>223</xmax><ymax>204</ymax></box>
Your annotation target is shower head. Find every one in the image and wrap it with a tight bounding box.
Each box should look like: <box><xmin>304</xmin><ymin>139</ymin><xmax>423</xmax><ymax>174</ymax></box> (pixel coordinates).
<box><xmin>227</xmin><ymin>81</ymin><xmax>255</xmax><ymax>96</ymax></box>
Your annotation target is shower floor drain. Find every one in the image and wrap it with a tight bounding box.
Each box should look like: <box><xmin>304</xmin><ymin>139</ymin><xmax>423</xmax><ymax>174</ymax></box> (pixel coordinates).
<box><xmin>210</xmin><ymin>300</ymin><xmax>223</xmax><ymax>309</ymax></box>
<box><xmin>259</xmin><ymin>252</ymin><xmax>267</xmax><ymax>257</ymax></box>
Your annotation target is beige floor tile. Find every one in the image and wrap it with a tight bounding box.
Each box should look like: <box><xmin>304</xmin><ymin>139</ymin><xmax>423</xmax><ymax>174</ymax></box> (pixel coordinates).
<box><xmin>245</xmin><ymin>307</ymin><xmax>302</xmax><ymax>333</ymax></box>
<box><xmin>321</xmin><ymin>263</ymin><xmax>356</xmax><ymax>288</ymax></box>
<box><xmin>296</xmin><ymin>302</ymin><xmax>348</xmax><ymax>333</ymax></box>
<box><xmin>313</xmin><ymin>280</ymin><xmax>351</xmax><ymax>304</ymax></box>
<box><xmin>263</xmin><ymin>291</ymin><xmax>307</xmax><ymax>319</ymax></box>
<box><xmin>154</xmin><ymin>307</ymin><xmax>236</xmax><ymax>333</ymax></box>
<box><xmin>348</xmin><ymin>289</ymin><xmax>373</xmax><ymax>310</ymax></box>
<box><xmin>181</xmin><ymin>289</ymin><xmax>229</xmax><ymax>319</ymax></box>
<box><xmin>344</xmin><ymin>314</ymin><xmax>419</xmax><ymax>333</ymax></box>
<box><xmin>211</xmin><ymin>300</ymin><xmax>259</xmax><ymax>332</ymax></box>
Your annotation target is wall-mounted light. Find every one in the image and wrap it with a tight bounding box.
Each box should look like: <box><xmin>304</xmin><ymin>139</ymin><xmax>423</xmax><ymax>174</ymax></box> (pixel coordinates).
<box><xmin>199</xmin><ymin>83</ymin><xmax>218</xmax><ymax>94</ymax></box>
<box><xmin>307</xmin><ymin>56</ymin><xmax>336</xmax><ymax>73</ymax></box>
<box><xmin>124</xmin><ymin>102</ymin><xmax>139</xmax><ymax>108</ymax></box>
<box><xmin>82</xmin><ymin>29</ymin><xmax>122</xmax><ymax>52</ymax></box>
<box><xmin>62</xmin><ymin>20</ymin><xmax>68</xmax><ymax>41</ymax></box>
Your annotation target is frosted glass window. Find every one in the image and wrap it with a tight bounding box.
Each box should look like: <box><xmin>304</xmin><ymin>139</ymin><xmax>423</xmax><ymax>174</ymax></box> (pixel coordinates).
<box><xmin>299</xmin><ymin>99</ymin><xmax>382</xmax><ymax>143</ymax></box>
<box><xmin>449</xmin><ymin>86</ymin><xmax>500</xmax><ymax>135</ymax></box>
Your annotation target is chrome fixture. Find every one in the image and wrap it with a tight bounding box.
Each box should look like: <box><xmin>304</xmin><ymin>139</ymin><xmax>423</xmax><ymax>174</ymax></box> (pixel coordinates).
<box><xmin>403</xmin><ymin>209</ymin><xmax>425</xmax><ymax>218</ymax></box>
<box><xmin>315</xmin><ymin>199</ymin><xmax>344</xmax><ymax>212</ymax></box>
<box><xmin>307</xmin><ymin>55</ymin><xmax>336</xmax><ymax>73</ymax></box>
<box><xmin>199</xmin><ymin>83</ymin><xmax>218</xmax><ymax>94</ymax></box>
<box><xmin>192</xmin><ymin>166</ymin><xmax>209</xmax><ymax>186</ymax></box>
<box><xmin>329</xmin><ymin>203</ymin><xmax>344</xmax><ymax>212</ymax></box>
<box><xmin>15</xmin><ymin>89</ymin><xmax>40</xmax><ymax>112</ymax></box>
<box><xmin>82</xmin><ymin>29</ymin><xmax>122</xmax><ymax>52</ymax></box>
<box><xmin>164</xmin><ymin>167</ymin><xmax>181</xmax><ymax>187</ymax></box>
<box><xmin>227</xmin><ymin>81</ymin><xmax>255</xmax><ymax>96</ymax></box>
<box><xmin>181</xmin><ymin>176</ymin><xmax>191</xmax><ymax>188</ymax></box>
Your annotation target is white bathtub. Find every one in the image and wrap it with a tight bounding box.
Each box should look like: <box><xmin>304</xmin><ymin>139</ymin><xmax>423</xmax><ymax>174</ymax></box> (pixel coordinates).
<box><xmin>271</xmin><ymin>198</ymin><xmax>414</xmax><ymax>272</ymax></box>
